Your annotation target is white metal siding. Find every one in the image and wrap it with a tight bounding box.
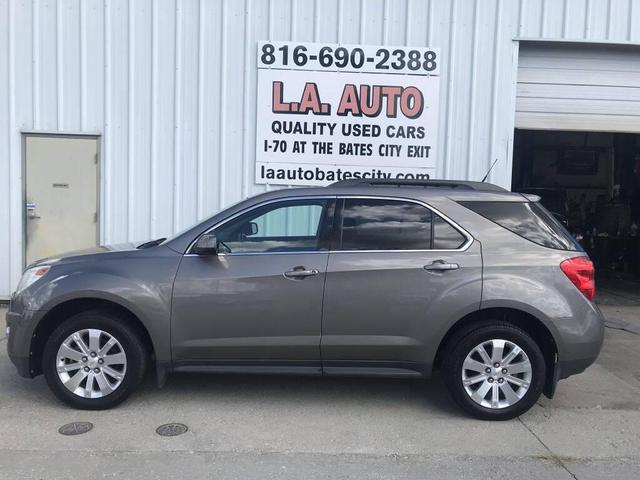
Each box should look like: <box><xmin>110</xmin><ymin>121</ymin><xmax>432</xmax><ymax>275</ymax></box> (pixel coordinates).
<box><xmin>516</xmin><ymin>42</ymin><xmax>640</xmax><ymax>132</ymax></box>
<box><xmin>1</xmin><ymin>0</ymin><xmax>640</xmax><ymax>298</ymax></box>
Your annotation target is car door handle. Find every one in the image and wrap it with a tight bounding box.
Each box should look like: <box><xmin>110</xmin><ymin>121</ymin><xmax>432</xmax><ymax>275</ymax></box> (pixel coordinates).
<box><xmin>284</xmin><ymin>267</ymin><xmax>320</xmax><ymax>279</ymax></box>
<box><xmin>424</xmin><ymin>260</ymin><xmax>459</xmax><ymax>271</ymax></box>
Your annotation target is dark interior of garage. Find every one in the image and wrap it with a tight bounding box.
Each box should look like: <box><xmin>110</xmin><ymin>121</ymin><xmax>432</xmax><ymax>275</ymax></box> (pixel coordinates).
<box><xmin>512</xmin><ymin>129</ymin><xmax>640</xmax><ymax>288</ymax></box>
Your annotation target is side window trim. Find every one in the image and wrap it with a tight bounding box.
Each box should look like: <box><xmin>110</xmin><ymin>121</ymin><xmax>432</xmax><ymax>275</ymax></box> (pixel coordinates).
<box><xmin>330</xmin><ymin>198</ymin><xmax>345</xmax><ymax>252</ymax></box>
<box><xmin>316</xmin><ymin>198</ymin><xmax>337</xmax><ymax>252</ymax></box>
<box><xmin>332</xmin><ymin>195</ymin><xmax>473</xmax><ymax>253</ymax></box>
<box><xmin>186</xmin><ymin>196</ymin><xmax>337</xmax><ymax>256</ymax></box>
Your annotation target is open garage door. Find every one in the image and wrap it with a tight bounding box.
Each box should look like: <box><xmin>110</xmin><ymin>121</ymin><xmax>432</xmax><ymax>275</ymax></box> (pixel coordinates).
<box><xmin>514</xmin><ymin>42</ymin><xmax>640</xmax><ymax>289</ymax></box>
<box><xmin>516</xmin><ymin>42</ymin><xmax>640</xmax><ymax>133</ymax></box>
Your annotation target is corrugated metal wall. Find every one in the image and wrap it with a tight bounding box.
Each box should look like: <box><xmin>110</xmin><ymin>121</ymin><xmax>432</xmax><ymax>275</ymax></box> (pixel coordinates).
<box><xmin>1</xmin><ymin>0</ymin><xmax>640</xmax><ymax>297</ymax></box>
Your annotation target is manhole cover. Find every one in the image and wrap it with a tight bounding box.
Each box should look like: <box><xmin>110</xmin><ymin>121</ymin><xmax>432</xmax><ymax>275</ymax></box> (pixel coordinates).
<box><xmin>156</xmin><ymin>423</ymin><xmax>188</xmax><ymax>437</ymax></box>
<box><xmin>58</xmin><ymin>421</ymin><xmax>93</xmax><ymax>436</ymax></box>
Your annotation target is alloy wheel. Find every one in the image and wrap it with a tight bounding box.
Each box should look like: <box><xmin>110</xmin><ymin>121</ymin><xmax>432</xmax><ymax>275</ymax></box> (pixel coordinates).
<box><xmin>461</xmin><ymin>338</ymin><xmax>532</xmax><ymax>409</ymax></box>
<box><xmin>56</xmin><ymin>329</ymin><xmax>127</xmax><ymax>399</ymax></box>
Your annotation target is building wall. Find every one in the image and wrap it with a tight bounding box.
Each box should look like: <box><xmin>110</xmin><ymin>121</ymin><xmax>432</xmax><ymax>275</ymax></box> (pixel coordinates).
<box><xmin>1</xmin><ymin>0</ymin><xmax>640</xmax><ymax>297</ymax></box>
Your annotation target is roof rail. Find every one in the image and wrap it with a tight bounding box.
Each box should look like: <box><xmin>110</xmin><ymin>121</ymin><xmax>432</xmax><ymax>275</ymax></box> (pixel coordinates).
<box><xmin>329</xmin><ymin>178</ymin><xmax>507</xmax><ymax>192</ymax></box>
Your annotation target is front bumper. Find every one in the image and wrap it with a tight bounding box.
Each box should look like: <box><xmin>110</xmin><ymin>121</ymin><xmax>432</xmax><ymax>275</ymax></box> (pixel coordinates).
<box><xmin>6</xmin><ymin>307</ymin><xmax>39</xmax><ymax>378</ymax></box>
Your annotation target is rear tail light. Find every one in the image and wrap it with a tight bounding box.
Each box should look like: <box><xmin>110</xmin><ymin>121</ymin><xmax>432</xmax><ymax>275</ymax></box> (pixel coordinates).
<box><xmin>560</xmin><ymin>256</ymin><xmax>595</xmax><ymax>301</ymax></box>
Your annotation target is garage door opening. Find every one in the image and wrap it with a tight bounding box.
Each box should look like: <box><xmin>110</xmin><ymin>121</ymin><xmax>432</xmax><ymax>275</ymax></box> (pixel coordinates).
<box><xmin>514</xmin><ymin>42</ymin><xmax>640</xmax><ymax>301</ymax></box>
<box><xmin>512</xmin><ymin>129</ymin><xmax>640</xmax><ymax>301</ymax></box>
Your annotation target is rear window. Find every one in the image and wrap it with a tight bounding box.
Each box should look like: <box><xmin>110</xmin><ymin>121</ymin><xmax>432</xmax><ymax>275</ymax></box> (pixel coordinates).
<box><xmin>460</xmin><ymin>201</ymin><xmax>582</xmax><ymax>251</ymax></box>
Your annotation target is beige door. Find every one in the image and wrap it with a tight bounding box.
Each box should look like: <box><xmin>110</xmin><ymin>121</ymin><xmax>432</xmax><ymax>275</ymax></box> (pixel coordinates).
<box><xmin>25</xmin><ymin>135</ymin><xmax>99</xmax><ymax>265</ymax></box>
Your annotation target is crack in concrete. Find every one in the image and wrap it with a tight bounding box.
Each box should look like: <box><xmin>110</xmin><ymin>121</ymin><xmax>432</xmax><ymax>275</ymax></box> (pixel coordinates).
<box><xmin>518</xmin><ymin>417</ymin><xmax>578</xmax><ymax>480</ymax></box>
<box><xmin>605</xmin><ymin>324</ymin><xmax>640</xmax><ymax>336</ymax></box>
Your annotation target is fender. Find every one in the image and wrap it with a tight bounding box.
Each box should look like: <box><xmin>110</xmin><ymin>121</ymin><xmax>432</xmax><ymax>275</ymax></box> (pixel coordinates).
<box><xmin>23</xmin><ymin>250</ymin><xmax>181</xmax><ymax>368</ymax></box>
<box><xmin>32</xmin><ymin>286</ymin><xmax>170</xmax><ymax>366</ymax></box>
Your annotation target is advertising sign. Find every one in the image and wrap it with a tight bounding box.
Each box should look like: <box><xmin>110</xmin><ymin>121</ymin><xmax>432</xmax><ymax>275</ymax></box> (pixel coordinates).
<box><xmin>255</xmin><ymin>41</ymin><xmax>440</xmax><ymax>186</ymax></box>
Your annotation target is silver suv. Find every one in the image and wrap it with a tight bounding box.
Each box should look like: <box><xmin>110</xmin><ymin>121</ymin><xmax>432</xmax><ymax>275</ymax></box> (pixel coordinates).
<box><xmin>6</xmin><ymin>179</ymin><xmax>604</xmax><ymax>420</ymax></box>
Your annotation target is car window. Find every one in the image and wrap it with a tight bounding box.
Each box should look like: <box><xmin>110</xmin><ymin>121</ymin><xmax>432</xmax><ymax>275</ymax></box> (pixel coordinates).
<box><xmin>214</xmin><ymin>200</ymin><xmax>329</xmax><ymax>253</ymax></box>
<box><xmin>433</xmin><ymin>214</ymin><xmax>467</xmax><ymax>249</ymax></box>
<box><xmin>460</xmin><ymin>201</ymin><xmax>582</xmax><ymax>251</ymax></box>
<box><xmin>340</xmin><ymin>199</ymin><xmax>432</xmax><ymax>250</ymax></box>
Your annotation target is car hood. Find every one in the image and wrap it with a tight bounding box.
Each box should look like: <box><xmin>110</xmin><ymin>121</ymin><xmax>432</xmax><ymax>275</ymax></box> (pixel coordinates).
<box><xmin>29</xmin><ymin>242</ymin><xmax>142</xmax><ymax>268</ymax></box>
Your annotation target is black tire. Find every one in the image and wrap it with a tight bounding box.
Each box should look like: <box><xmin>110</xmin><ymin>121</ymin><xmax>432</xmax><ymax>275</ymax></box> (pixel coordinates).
<box><xmin>442</xmin><ymin>322</ymin><xmax>546</xmax><ymax>421</ymax></box>
<box><xmin>42</xmin><ymin>310</ymin><xmax>148</xmax><ymax>410</ymax></box>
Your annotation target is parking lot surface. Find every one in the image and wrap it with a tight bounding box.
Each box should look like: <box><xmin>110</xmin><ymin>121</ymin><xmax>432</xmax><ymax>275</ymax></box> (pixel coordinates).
<box><xmin>2</xmin><ymin>292</ymin><xmax>640</xmax><ymax>479</ymax></box>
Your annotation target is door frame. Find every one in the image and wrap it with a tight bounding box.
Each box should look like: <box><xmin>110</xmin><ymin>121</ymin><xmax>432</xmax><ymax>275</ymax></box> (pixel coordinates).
<box><xmin>21</xmin><ymin>131</ymin><xmax>102</xmax><ymax>268</ymax></box>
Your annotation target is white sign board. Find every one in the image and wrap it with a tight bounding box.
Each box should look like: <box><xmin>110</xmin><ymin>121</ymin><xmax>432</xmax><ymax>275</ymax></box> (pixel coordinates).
<box><xmin>255</xmin><ymin>41</ymin><xmax>440</xmax><ymax>186</ymax></box>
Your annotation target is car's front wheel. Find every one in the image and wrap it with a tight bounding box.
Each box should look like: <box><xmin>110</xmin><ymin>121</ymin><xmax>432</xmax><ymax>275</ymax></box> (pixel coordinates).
<box><xmin>42</xmin><ymin>310</ymin><xmax>147</xmax><ymax>409</ymax></box>
<box><xmin>442</xmin><ymin>322</ymin><xmax>546</xmax><ymax>420</ymax></box>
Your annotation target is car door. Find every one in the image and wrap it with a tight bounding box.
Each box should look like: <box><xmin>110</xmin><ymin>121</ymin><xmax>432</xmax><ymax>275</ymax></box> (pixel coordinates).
<box><xmin>321</xmin><ymin>196</ymin><xmax>482</xmax><ymax>376</ymax></box>
<box><xmin>171</xmin><ymin>197</ymin><xmax>335</xmax><ymax>372</ymax></box>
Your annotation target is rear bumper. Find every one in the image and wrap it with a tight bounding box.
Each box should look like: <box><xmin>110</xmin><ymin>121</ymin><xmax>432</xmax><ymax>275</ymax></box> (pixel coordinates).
<box><xmin>559</xmin><ymin>356</ymin><xmax>600</xmax><ymax>378</ymax></box>
<box><xmin>559</xmin><ymin>305</ymin><xmax>605</xmax><ymax>379</ymax></box>
<box><xmin>544</xmin><ymin>303</ymin><xmax>605</xmax><ymax>398</ymax></box>
<box><xmin>544</xmin><ymin>347</ymin><xmax>602</xmax><ymax>399</ymax></box>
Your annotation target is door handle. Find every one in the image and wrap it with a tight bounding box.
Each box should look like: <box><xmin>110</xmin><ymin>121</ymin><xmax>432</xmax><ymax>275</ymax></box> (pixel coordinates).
<box><xmin>424</xmin><ymin>260</ymin><xmax>459</xmax><ymax>272</ymax></box>
<box><xmin>284</xmin><ymin>267</ymin><xmax>320</xmax><ymax>279</ymax></box>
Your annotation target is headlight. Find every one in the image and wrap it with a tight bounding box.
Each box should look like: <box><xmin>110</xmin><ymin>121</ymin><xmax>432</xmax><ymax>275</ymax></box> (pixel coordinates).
<box><xmin>16</xmin><ymin>266</ymin><xmax>50</xmax><ymax>293</ymax></box>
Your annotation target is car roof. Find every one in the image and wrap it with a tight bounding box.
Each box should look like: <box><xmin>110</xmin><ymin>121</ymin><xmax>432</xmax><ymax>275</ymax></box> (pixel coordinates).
<box><xmin>329</xmin><ymin>178</ymin><xmax>507</xmax><ymax>192</ymax></box>
<box><xmin>253</xmin><ymin>180</ymin><xmax>529</xmax><ymax>203</ymax></box>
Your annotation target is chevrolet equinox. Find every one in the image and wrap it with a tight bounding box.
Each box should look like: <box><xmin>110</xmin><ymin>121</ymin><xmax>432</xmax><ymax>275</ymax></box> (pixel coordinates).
<box><xmin>6</xmin><ymin>179</ymin><xmax>604</xmax><ymax>420</ymax></box>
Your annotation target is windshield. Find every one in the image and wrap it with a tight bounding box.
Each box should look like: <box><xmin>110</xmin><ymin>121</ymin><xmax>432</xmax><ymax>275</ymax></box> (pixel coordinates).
<box><xmin>159</xmin><ymin>197</ymin><xmax>252</xmax><ymax>246</ymax></box>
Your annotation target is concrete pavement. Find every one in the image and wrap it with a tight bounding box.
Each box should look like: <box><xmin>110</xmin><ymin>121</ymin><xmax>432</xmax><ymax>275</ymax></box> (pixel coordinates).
<box><xmin>1</xmin><ymin>302</ymin><xmax>640</xmax><ymax>479</ymax></box>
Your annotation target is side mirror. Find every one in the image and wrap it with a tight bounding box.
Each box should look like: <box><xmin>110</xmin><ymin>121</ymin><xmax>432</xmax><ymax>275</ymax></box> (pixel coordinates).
<box><xmin>193</xmin><ymin>233</ymin><xmax>219</xmax><ymax>255</ymax></box>
<box><xmin>240</xmin><ymin>221</ymin><xmax>258</xmax><ymax>237</ymax></box>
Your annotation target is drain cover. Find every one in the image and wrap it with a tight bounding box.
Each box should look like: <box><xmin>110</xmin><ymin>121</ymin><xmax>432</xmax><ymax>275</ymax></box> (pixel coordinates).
<box><xmin>156</xmin><ymin>423</ymin><xmax>188</xmax><ymax>437</ymax></box>
<box><xmin>58</xmin><ymin>421</ymin><xmax>93</xmax><ymax>436</ymax></box>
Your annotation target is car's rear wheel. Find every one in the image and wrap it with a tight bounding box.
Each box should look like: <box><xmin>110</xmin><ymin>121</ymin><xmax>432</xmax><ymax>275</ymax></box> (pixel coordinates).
<box><xmin>442</xmin><ymin>322</ymin><xmax>546</xmax><ymax>420</ymax></box>
<box><xmin>43</xmin><ymin>310</ymin><xmax>147</xmax><ymax>410</ymax></box>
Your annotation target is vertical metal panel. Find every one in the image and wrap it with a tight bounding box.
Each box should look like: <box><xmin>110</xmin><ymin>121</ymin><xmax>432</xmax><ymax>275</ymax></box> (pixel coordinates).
<box><xmin>221</xmin><ymin>0</ymin><xmax>249</xmax><ymax>210</ymax></box>
<box><xmin>562</xmin><ymin>0</ymin><xmax>588</xmax><ymax>39</ymax></box>
<box><xmin>58</xmin><ymin>0</ymin><xmax>81</xmax><ymax>130</ymax></box>
<box><xmin>199</xmin><ymin>0</ymin><xmax>223</xmax><ymax>216</ymax></box>
<box><xmin>83</xmin><ymin>1</ymin><xmax>104</xmax><ymax>131</ymax></box>
<box><xmin>215</xmin><ymin>0</ymin><xmax>227</xmax><ymax>209</ymax></box>
<box><xmin>540</xmin><ymin>0</ymin><xmax>564</xmax><ymax>38</ymax></box>
<box><xmin>518</xmin><ymin>0</ymin><xmax>543</xmax><ymax>37</ymax></box>
<box><xmin>0</xmin><ymin>0</ymin><xmax>11</xmax><ymax>296</ymax></box>
<box><xmin>37</xmin><ymin>0</ymin><xmax>59</xmax><ymax>130</ymax></box>
<box><xmin>608</xmin><ymin>0</ymin><xmax>630</xmax><ymax>41</ymax></box>
<box><xmin>129</xmin><ymin>0</ymin><xmax>152</xmax><ymax>239</ymax></box>
<box><xmin>316</xmin><ymin>0</ymin><xmax>340</xmax><ymax>43</ymax></box>
<box><xmin>1</xmin><ymin>0</ymin><xmax>640</xmax><ymax>297</ymax></box>
<box><xmin>175</xmin><ymin>0</ymin><xmax>199</xmax><ymax>231</ymax></box>
<box><xmin>405</xmin><ymin>0</ymin><xmax>429</xmax><ymax>46</ymax></box>
<box><xmin>105</xmin><ymin>0</ymin><xmax>129</xmax><ymax>243</ymax></box>
<box><xmin>150</xmin><ymin>0</ymin><xmax>177</xmax><ymax>238</ymax></box>
<box><xmin>631</xmin><ymin>0</ymin><xmax>640</xmax><ymax>42</ymax></box>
